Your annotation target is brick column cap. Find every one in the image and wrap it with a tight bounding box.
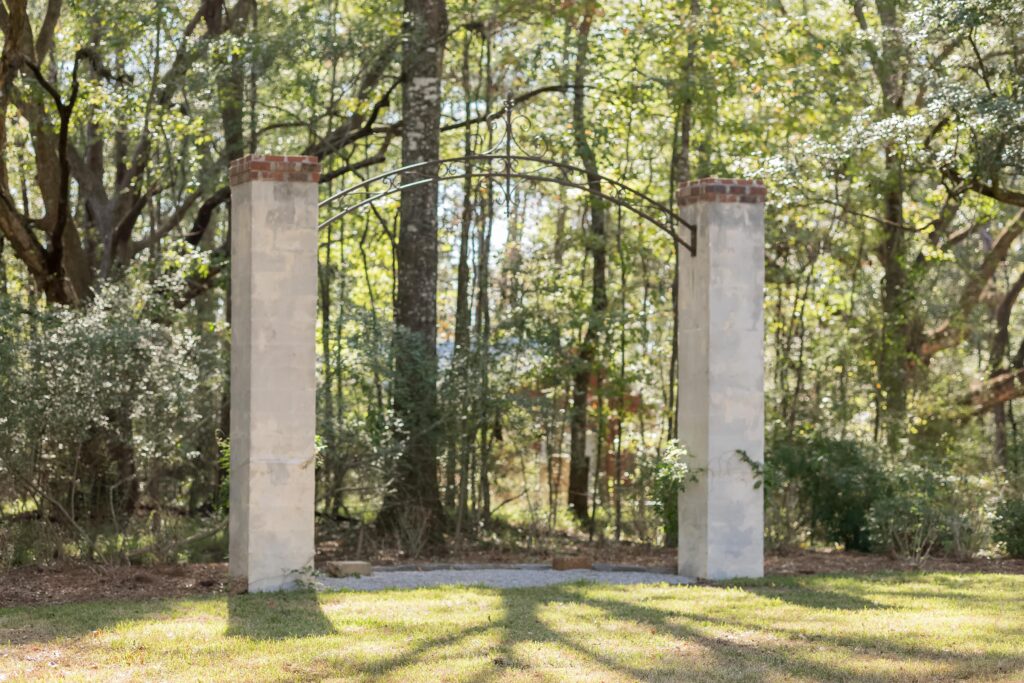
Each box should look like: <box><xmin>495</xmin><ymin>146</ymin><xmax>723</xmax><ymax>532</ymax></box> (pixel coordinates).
<box><xmin>229</xmin><ymin>154</ymin><xmax>320</xmax><ymax>186</ymax></box>
<box><xmin>678</xmin><ymin>177</ymin><xmax>766</xmax><ymax>206</ymax></box>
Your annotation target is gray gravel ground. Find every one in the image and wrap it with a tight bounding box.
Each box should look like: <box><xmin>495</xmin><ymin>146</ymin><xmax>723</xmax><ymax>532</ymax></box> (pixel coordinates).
<box><xmin>316</xmin><ymin>566</ymin><xmax>692</xmax><ymax>591</ymax></box>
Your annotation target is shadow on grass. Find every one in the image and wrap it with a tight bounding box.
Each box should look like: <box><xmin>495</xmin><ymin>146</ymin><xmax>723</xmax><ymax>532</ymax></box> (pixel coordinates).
<box><xmin>226</xmin><ymin>589</ymin><xmax>335</xmax><ymax>640</ymax></box>
<box><xmin>1</xmin><ymin>588</ymin><xmax>335</xmax><ymax>647</ymax></box>
<box><xmin>589</xmin><ymin>583</ymin><xmax>1024</xmax><ymax>682</ymax></box>
<box><xmin>0</xmin><ymin>599</ymin><xmax>180</xmax><ymax>646</ymax></box>
<box><xmin>342</xmin><ymin>581</ymin><xmax>1024</xmax><ymax>683</ymax></box>
<box><xmin>6</xmin><ymin>575</ymin><xmax>1024</xmax><ymax>681</ymax></box>
<box><xmin>737</xmin><ymin>581</ymin><xmax>881</xmax><ymax>611</ymax></box>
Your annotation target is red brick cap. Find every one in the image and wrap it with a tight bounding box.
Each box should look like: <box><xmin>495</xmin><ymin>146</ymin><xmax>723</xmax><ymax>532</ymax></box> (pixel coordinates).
<box><xmin>677</xmin><ymin>177</ymin><xmax>767</xmax><ymax>206</ymax></box>
<box><xmin>229</xmin><ymin>154</ymin><xmax>320</xmax><ymax>186</ymax></box>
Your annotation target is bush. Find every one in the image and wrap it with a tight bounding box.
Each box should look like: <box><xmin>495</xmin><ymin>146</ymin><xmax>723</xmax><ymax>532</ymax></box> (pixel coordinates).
<box><xmin>644</xmin><ymin>442</ymin><xmax>696</xmax><ymax>547</ymax></box>
<box><xmin>0</xmin><ymin>273</ymin><xmax>225</xmax><ymax>563</ymax></box>
<box><xmin>0</xmin><ymin>517</ymin><xmax>71</xmax><ymax>567</ymax></box>
<box><xmin>866</xmin><ymin>465</ymin><xmax>991</xmax><ymax>561</ymax></box>
<box><xmin>867</xmin><ymin>476</ymin><xmax>940</xmax><ymax>562</ymax></box>
<box><xmin>993</xmin><ymin>497</ymin><xmax>1024</xmax><ymax>558</ymax></box>
<box><xmin>765</xmin><ymin>436</ymin><xmax>993</xmax><ymax>558</ymax></box>
<box><xmin>933</xmin><ymin>475</ymin><xmax>991</xmax><ymax>559</ymax></box>
<box><xmin>766</xmin><ymin>437</ymin><xmax>883</xmax><ymax>551</ymax></box>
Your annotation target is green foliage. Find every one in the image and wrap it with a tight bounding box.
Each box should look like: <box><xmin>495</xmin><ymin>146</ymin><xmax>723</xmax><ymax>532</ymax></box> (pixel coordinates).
<box><xmin>0</xmin><ymin>275</ymin><xmax>224</xmax><ymax>562</ymax></box>
<box><xmin>767</xmin><ymin>436</ymin><xmax>993</xmax><ymax>559</ymax></box>
<box><xmin>867</xmin><ymin>464</ymin><xmax>992</xmax><ymax>561</ymax></box>
<box><xmin>0</xmin><ymin>517</ymin><xmax>68</xmax><ymax>567</ymax></box>
<box><xmin>766</xmin><ymin>437</ymin><xmax>883</xmax><ymax>551</ymax></box>
<box><xmin>217</xmin><ymin>437</ymin><xmax>231</xmax><ymax>515</ymax></box>
<box><xmin>643</xmin><ymin>442</ymin><xmax>695</xmax><ymax>546</ymax></box>
<box><xmin>867</xmin><ymin>477</ymin><xmax>942</xmax><ymax>563</ymax></box>
<box><xmin>993</xmin><ymin>497</ymin><xmax>1024</xmax><ymax>559</ymax></box>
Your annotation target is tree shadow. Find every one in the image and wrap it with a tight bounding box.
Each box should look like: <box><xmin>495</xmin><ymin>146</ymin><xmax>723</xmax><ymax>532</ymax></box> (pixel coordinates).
<box><xmin>6</xmin><ymin>578</ymin><xmax>1023</xmax><ymax>680</ymax></box>
<box><xmin>0</xmin><ymin>598</ymin><xmax>181</xmax><ymax>646</ymax></box>
<box><xmin>737</xmin><ymin>580</ymin><xmax>881</xmax><ymax>611</ymax></box>
<box><xmin>460</xmin><ymin>580</ymin><xmax>1024</xmax><ymax>682</ymax></box>
<box><xmin>226</xmin><ymin>589</ymin><xmax>335</xmax><ymax>640</ymax></box>
<box><xmin>479</xmin><ymin>583</ymin><xmax>660</xmax><ymax>681</ymax></box>
<box><xmin>330</xmin><ymin>619</ymin><xmax>492</xmax><ymax>677</ymax></box>
<box><xmin>577</xmin><ymin>586</ymin><xmax>1024</xmax><ymax>681</ymax></box>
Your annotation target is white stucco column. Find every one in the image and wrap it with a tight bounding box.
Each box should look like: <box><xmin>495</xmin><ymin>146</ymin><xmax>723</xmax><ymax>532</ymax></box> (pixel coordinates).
<box><xmin>676</xmin><ymin>178</ymin><xmax>766</xmax><ymax>580</ymax></box>
<box><xmin>229</xmin><ymin>154</ymin><xmax>320</xmax><ymax>592</ymax></box>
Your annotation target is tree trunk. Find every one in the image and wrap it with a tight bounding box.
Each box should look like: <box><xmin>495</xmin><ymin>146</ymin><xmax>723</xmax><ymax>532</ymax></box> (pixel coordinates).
<box><xmin>377</xmin><ymin>0</ymin><xmax>448</xmax><ymax>546</ymax></box>
<box><xmin>568</xmin><ymin>1</ymin><xmax>607</xmax><ymax>526</ymax></box>
<box><xmin>449</xmin><ymin>30</ymin><xmax>475</xmax><ymax>513</ymax></box>
<box><xmin>851</xmin><ymin>0</ymin><xmax>913</xmax><ymax>450</ymax></box>
<box><xmin>0</xmin><ymin>236</ymin><xmax>6</xmax><ymax>296</ymax></box>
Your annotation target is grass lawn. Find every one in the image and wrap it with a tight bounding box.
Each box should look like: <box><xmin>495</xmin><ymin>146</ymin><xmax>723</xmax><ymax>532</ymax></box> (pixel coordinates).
<box><xmin>1</xmin><ymin>572</ymin><xmax>1022</xmax><ymax>682</ymax></box>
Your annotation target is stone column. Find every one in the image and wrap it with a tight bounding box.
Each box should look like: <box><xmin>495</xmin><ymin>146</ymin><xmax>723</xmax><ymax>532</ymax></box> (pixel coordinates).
<box><xmin>229</xmin><ymin>154</ymin><xmax>320</xmax><ymax>592</ymax></box>
<box><xmin>676</xmin><ymin>178</ymin><xmax>766</xmax><ymax>580</ymax></box>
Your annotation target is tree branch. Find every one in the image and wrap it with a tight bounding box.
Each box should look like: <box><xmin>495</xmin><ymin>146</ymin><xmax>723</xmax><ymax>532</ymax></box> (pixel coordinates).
<box><xmin>920</xmin><ymin>209</ymin><xmax>1024</xmax><ymax>360</ymax></box>
<box><xmin>319</xmin><ymin>137</ymin><xmax>395</xmax><ymax>185</ymax></box>
<box><xmin>963</xmin><ymin>366</ymin><xmax>1024</xmax><ymax>414</ymax></box>
<box><xmin>971</xmin><ymin>179</ymin><xmax>1024</xmax><ymax>208</ymax></box>
<box><xmin>20</xmin><ymin>51</ymin><xmax>84</xmax><ymax>302</ymax></box>
<box><xmin>990</xmin><ymin>267</ymin><xmax>1024</xmax><ymax>368</ymax></box>
<box><xmin>132</xmin><ymin>189</ymin><xmax>204</xmax><ymax>255</ymax></box>
<box><xmin>184</xmin><ymin>186</ymin><xmax>231</xmax><ymax>246</ymax></box>
<box><xmin>34</xmin><ymin>0</ymin><xmax>62</xmax><ymax>61</ymax></box>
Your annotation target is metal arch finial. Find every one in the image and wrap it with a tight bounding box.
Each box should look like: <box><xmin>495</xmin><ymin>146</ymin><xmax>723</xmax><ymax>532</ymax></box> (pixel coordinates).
<box><xmin>503</xmin><ymin>99</ymin><xmax>514</xmax><ymax>219</ymax></box>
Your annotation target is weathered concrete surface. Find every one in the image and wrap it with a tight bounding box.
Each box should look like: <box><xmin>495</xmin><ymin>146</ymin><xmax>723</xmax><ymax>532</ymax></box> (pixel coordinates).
<box><xmin>676</xmin><ymin>179</ymin><xmax>766</xmax><ymax>580</ymax></box>
<box><xmin>325</xmin><ymin>561</ymin><xmax>373</xmax><ymax>577</ymax></box>
<box><xmin>552</xmin><ymin>556</ymin><xmax>594</xmax><ymax>571</ymax></box>
<box><xmin>229</xmin><ymin>155</ymin><xmax>320</xmax><ymax>592</ymax></box>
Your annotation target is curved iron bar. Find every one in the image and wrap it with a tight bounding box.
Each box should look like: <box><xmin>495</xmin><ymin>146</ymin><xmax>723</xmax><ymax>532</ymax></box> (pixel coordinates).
<box><xmin>319</xmin><ymin>163</ymin><xmax>695</xmax><ymax>253</ymax></box>
<box><xmin>319</xmin><ymin>153</ymin><xmax>696</xmax><ymax>253</ymax></box>
<box><xmin>319</xmin><ymin>154</ymin><xmax>684</xmax><ymax>224</ymax></box>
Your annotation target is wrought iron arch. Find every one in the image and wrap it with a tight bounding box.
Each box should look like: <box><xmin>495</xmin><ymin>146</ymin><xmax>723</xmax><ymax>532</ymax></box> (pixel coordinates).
<box><xmin>318</xmin><ymin>100</ymin><xmax>697</xmax><ymax>255</ymax></box>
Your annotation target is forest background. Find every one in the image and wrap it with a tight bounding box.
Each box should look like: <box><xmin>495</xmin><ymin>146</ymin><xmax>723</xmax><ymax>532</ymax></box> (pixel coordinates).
<box><xmin>2</xmin><ymin>0</ymin><xmax>1023</xmax><ymax>566</ymax></box>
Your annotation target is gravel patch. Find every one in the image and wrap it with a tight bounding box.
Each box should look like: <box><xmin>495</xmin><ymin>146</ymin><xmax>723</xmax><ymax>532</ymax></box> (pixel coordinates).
<box><xmin>316</xmin><ymin>566</ymin><xmax>692</xmax><ymax>591</ymax></box>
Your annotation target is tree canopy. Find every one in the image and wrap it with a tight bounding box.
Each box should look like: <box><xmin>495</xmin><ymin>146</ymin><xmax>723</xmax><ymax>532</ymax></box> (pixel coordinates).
<box><xmin>2</xmin><ymin>0</ymin><xmax>1023</xmax><ymax>562</ymax></box>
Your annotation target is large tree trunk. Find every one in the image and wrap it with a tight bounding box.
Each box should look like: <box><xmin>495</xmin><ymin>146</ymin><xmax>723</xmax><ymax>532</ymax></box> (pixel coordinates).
<box><xmin>668</xmin><ymin>0</ymin><xmax>699</xmax><ymax>447</ymax></box>
<box><xmin>568</xmin><ymin>1</ymin><xmax>606</xmax><ymax>525</ymax></box>
<box><xmin>876</xmin><ymin>151</ymin><xmax>911</xmax><ymax>448</ymax></box>
<box><xmin>988</xmin><ymin>271</ymin><xmax>1024</xmax><ymax>465</ymax></box>
<box><xmin>854</xmin><ymin>0</ymin><xmax>914</xmax><ymax>449</ymax></box>
<box><xmin>377</xmin><ymin>0</ymin><xmax>448</xmax><ymax>547</ymax></box>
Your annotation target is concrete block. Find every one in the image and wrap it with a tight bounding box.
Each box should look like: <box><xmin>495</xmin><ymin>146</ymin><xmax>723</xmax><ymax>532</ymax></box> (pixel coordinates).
<box><xmin>552</xmin><ymin>556</ymin><xmax>593</xmax><ymax>571</ymax></box>
<box><xmin>325</xmin><ymin>561</ymin><xmax>373</xmax><ymax>577</ymax></box>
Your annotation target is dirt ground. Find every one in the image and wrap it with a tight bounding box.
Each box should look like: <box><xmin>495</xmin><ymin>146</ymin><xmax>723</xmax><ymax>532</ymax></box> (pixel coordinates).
<box><xmin>2</xmin><ymin>547</ymin><xmax>1023</xmax><ymax>608</ymax></box>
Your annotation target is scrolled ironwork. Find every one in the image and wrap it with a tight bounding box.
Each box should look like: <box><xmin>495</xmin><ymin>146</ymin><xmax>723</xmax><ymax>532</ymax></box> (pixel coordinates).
<box><xmin>318</xmin><ymin>100</ymin><xmax>696</xmax><ymax>254</ymax></box>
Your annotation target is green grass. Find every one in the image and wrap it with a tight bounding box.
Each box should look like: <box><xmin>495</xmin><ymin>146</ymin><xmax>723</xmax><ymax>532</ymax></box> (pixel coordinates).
<box><xmin>2</xmin><ymin>573</ymin><xmax>1023</xmax><ymax>681</ymax></box>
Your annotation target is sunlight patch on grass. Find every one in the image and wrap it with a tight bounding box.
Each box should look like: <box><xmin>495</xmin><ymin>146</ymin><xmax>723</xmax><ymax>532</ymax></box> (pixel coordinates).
<box><xmin>1</xmin><ymin>573</ymin><xmax>1023</xmax><ymax>681</ymax></box>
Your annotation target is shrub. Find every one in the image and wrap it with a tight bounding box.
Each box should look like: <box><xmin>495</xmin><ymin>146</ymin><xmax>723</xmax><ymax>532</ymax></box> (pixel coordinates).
<box><xmin>866</xmin><ymin>465</ymin><xmax>991</xmax><ymax>561</ymax></box>
<box><xmin>766</xmin><ymin>436</ymin><xmax>883</xmax><ymax>551</ymax></box>
<box><xmin>933</xmin><ymin>475</ymin><xmax>991</xmax><ymax>559</ymax></box>
<box><xmin>993</xmin><ymin>497</ymin><xmax>1024</xmax><ymax>558</ymax></box>
<box><xmin>0</xmin><ymin>274</ymin><xmax>225</xmax><ymax>563</ymax></box>
<box><xmin>645</xmin><ymin>442</ymin><xmax>696</xmax><ymax>547</ymax></box>
<box><xmin>867</xmin><ymin>476</ymin><xmax>940</xmax><ymax>562</ymax></box>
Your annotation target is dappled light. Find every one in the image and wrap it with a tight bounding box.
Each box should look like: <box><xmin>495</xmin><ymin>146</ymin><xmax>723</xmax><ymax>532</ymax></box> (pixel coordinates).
<box><xmin>2</xmin><ymin>0</ymin><xmax>1024</xmax><ymax>678</ymax></box>
<box><xmin>3</xmin><ymin>575</ymin><xmax>1023</xmax><ymax>680</ymax></box>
